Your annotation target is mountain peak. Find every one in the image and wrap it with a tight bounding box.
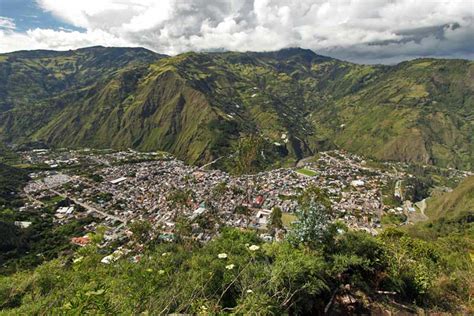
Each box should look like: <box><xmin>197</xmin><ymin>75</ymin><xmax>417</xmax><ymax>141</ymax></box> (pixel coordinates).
<box><xmin>253</xmin><ymin>47</ymin><xmax>332</xmax><ymax>63</ymax></box>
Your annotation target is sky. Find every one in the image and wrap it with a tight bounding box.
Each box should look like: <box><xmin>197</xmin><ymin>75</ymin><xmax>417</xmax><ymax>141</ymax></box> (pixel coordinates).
<box><xmin>0</xmin><ymin>0</ymin><xmax>473</xmax><ymax>64</ymax></box>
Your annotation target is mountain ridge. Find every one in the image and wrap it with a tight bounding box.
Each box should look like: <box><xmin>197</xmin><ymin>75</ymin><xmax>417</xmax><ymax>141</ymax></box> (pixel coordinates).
<box><xmin>0</xmin><ymin>46</ymin><xmax>473</xmax><ymax>170</ymax></box>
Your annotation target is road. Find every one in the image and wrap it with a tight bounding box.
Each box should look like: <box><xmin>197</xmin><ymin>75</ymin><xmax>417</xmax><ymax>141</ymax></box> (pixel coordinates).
<box><xmin>199</xmin><ymin>150</ymin><xmax>239</xmax><ymax>170</ymax></box>
<box><xmin>50</xmin><ymin>189</ymin><xmax>126</xmax><ymax>223</ymax></box>
<box><xmin>296</xmin><ymin>156</ymin><xmax>316</xmax><ymax>168</ymax></box>
<box><xmin>24</xmin><ymin>193</ymin><xmax>45</xmax><ymax>206</ymax></box>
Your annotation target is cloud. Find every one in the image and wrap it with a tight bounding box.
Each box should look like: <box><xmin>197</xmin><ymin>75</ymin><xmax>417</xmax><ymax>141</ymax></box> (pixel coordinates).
<box><xmin>0</xmin><ymin>0</ymin><xmax>473</xmax><ymax>63</ymax></box>
<box><xmin>0</xmin><ymin>17</ymin><xmax>16</xmax><ymax>30</ymax></box>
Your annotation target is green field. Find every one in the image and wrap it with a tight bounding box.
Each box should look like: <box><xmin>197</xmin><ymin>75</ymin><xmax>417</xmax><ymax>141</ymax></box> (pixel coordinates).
<box><xmin>281</xmin><ymin>212</ymin><xmax>297</xmax><ymax>227</ymax></box>
<box><xmin>295</xmin><ymin>168</ymin><xmax>318</xmax><ymax>177</ymax></box>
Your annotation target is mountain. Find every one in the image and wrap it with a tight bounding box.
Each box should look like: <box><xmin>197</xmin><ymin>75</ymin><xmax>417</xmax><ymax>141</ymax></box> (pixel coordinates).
<box><xmin>426</xmin><ymin>176</ymin><xmax>474</xmax><ymax>220</ymax></box>
<box><xmin>0</xmin><ymin>46</ymin><xmax>473</xmax><ymax>169</ymax></box>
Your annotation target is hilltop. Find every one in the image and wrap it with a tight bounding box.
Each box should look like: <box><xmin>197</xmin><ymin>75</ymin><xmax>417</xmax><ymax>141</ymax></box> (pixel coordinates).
<box><xmin>0</xmin><ymin>47</ymin><xmax>473</xmax><ymax>170</ymax></box>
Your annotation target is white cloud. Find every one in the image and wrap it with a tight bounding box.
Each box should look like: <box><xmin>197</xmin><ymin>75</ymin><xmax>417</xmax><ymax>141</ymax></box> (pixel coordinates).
<box><xmin>0</xmin><ymin>28</ymin><xmax>130</xmax><ymax>53</ymax></box>
<box><xmin>0</xmin><ymin>0</ymin><xmax>472</xmax><ymax>63</ymax></box>
<box><xmin>0</xmin><ymin>17</ymin><xmax>16</xmax><ymax>30</ymax></box>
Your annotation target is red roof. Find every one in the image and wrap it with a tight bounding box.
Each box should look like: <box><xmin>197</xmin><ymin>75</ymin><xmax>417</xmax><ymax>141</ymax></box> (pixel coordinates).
<box><xmin>254</xmin><ymin>195</ymin><xmax>264</xmax><ymax>205</ymax></box>
<box><xmin>71</xmin><ymin>236</ymin><xmax>91</xmax><ymax>246</ymax></box>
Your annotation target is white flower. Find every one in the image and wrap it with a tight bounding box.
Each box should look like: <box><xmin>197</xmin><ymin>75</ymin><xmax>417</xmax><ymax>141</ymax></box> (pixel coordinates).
<box><xmin>73</xmin><ymin>256</ymin><xmax>83</xmax><ymax>264</ymax></box>
<box><xmin>162</xmin><ymin>252</ymin><xmax>169</xmax><ymax>256</ymax></box>
<box><xmin>158</xmin><ymin>270</ymin><xmax>165</xmax><ymax>275</ymax></box>
<box><xmin>249</xmin><ymin>245</ymin><xmax>260</xmax><ymax>251</ymax></box>
<box><xmin>225</xmin><ymin>264</ymin><xmax>235</xmax><ymax>270</ymax></box>
<box><xmin>246</xmin><ymin>289</ymin><xmax>253</xmax><ymax>293</ymax></box>
<box><xmin>218</xmin><ymin>253</ymin><xmax>228</xmax><ymax>259</ymax></box>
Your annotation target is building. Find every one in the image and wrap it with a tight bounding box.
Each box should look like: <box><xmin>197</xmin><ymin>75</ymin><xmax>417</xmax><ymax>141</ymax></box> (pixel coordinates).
<box><xmin>255</xmin><ymin>209</ymin><xmax>272</xmax><ymax>226</ymax></box>
<box><xmin>110</xmin><ymin>177</ymin><xmax>127</xmax><ymax>184</ymax></box>
<box><xmin>71</xmin><ymin>236</ymin><xmax>91</xmax><ymax>246</ymax></box>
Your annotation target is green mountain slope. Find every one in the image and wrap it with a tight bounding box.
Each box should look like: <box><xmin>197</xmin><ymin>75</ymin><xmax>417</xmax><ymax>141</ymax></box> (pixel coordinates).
<box><xmin>0</xmin><ymin>46</ymin><xmax>164</xmax><ymax>144</ymax></box>
<box><xmin>426</xmin><ymin>176</ymin><xmax>474</xmax><ymax>220</ymax></box>
<box><xmin>0</xmin><ymin>47</ymin><xmax>473</xmax><ymax>169</ymax></box>
<box><xmin>314</xmin><ymin>59</ymin><xmax>474</xmax><ymax>169</ymax></box>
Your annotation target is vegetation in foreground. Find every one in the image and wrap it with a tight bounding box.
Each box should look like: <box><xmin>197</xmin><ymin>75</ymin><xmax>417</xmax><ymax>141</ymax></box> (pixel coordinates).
<box><xmin>0</xmin><ymin>159</ymin><xmax>94</xmax><ymax>275</ymax></box>
<box><xmin>0</xmin><ymin>190</ymin><xmax>472</xmax><ymax>315</ymax></box>
<box><xmin>0</xmin><ymin>149</ymin><xmax>472</xmax><ymax>314</ymax></box>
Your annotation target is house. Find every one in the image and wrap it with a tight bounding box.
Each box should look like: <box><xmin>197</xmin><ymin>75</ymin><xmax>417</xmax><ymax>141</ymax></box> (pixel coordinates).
<box><xmin>159</xmin><ymin>233</ymin><xmax>176</xmax><ymax>242</ymax></box>
<box><xmin>56</xmin><ymin>206</ymin><xmax>74</xmax><ymax>216</ymax></box>
<box><xmin>350</xmin><ymin>180</ymin><xmax>365</xmax><ymax>187</ymax></box>
<box><xmin>14</xmin><ymin>221</ymin><xmax>32</xmax><ymax>229</ymax></box>
<box><xmin>101</xmin><ymin>249</ymin><xmax>125</xmax><ymax>264</ymax></box>
<box><xmin>253</xmin><ymin>195</ymin><xmax>265</xmax><ymax>208</ymax></box>
<box><xmin>190</xmin><ymin>207</ymin><xmax>206</xmax><ymax>220</ymax></box>
<box><xmin>110</xmin><ymin>177</ymin><xmax>127</xmax><ymax>184</ymax></box>
<box><xmin>255</xmin><ymin>209</ymin><xmax>272</xmax><ymax>226</ymax></box>
<box><xmin>71</xmin><ymin>236</ymin><xmax>91</xmax><ymax>247</ymax></box>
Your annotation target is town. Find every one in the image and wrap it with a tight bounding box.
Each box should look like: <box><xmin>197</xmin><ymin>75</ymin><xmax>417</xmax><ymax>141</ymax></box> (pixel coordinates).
<box><xmin>18</xmin><ymin>148</ymin><xmax>470</xmax><ymax>252</ymax></box>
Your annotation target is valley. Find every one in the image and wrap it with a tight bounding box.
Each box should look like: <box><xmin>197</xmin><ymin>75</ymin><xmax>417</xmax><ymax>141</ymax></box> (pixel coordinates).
<box><xmin>2</xmin><ymin>147</ymin><xmax>470</xmax><ymax>268</ymax></box>
<box><xmin>0</xmin><ymin>146</ymin><xmax>473</xmax><ymax>314</ymax></box>
<box><xmin>0</xmin><ymin>47</ymin><xmax>473</xmax><ymax>314</ymax></box>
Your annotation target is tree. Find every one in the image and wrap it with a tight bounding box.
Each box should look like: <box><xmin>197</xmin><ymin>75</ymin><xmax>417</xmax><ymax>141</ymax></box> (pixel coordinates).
<box><xmin>288</xmin><ymin>201</ymin><xmax>330</xmax><ymax>249</ymax></box>
<box><xmin>129</xmin><ymin>220</ymin><xmax>152</xmax><ymax>244</ymax></box>
<box><xmin>175</xmin><ymin>216</ymin><xmax>194</xmax><ymax>248</ymax></box>
<box><xmin>213</xmin><ymin>182</ymin><xmax>228</xmax><ymax>197</ymax></box>
<box><xmin>269</xmin><ymin>207</ymin><xmax>283</xmax><ymax>230</ymax></box>
<box><xmin>288</xmin><ymin>186</ymin><xmax>331</xmax><ymax>248</ymax></box>
<box><xmin>288</xmin><ymin>186</ymin><xmax>331</xmax><ymax>249</ymax></box>
<box><xmin>297</xmin><ymin>185</ymin><xmax>331</xmax><ymax>210</ymax></box>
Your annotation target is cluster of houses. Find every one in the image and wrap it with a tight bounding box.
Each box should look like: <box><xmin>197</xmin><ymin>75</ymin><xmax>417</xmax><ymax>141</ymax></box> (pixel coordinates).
<box><xmin>19</xmin><ymin>148</ymin><xmax>472</xmax><ymax>261</ymax></box>
<box><xmin>20</xmin><ymin>148</ymin><xmax>168</xmax><ymax>169</ymax></box>
<box><xmin>25</xmin><ymin>150</ymin><xmax>401</xmax><ymax>242</ymax></box>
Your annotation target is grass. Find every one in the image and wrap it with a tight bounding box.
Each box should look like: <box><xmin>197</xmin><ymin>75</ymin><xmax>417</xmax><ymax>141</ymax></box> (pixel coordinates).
<box><xmin>426</xmin><ymin>176</ymin><xmax>474</xmax><ymax>220</ymax></box>
<box><xmin>40</xmin><ymin>195</ymin><xmax>64</xmax><ymax>206</ymax></box>
<box><xmin>381</xmin><ymin>213</ymin><xmax>407</xmax><ymax>226</ymax></box>
<box><xmin>282</xmin><ymin>212</ymin><xmax>297</xmax><ymax>227</ymax></box>
<box><xmin>296</xmin><ymin>168</ymin><xmax>318</xmax><ymax>177</ymax></box>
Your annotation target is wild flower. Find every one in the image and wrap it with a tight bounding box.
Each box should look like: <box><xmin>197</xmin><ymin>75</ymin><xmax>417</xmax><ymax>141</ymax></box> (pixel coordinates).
<box><xmin>249</xmin><ymin>245</ymin><xmax>260</xmax><ymax>251</ymax></box>
<box><xmin>225</xmin><ymin>264</ymin><xmax>235</xmax><ymax>270</ymax></box>
<box><xmin>218</xmin><ymin>253</ymin><xmax>228</xmax><ymax>259</ymax></box>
